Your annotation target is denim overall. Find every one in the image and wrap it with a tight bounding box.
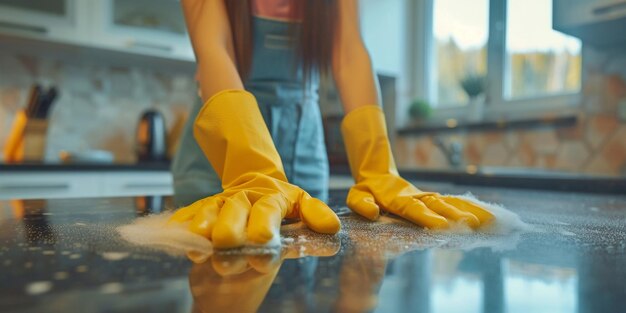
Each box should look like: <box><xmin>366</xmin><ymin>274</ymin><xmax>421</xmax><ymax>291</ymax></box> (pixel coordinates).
<box><xmin>171</xmin><ymin>16</ymin><xmax>329</xmax><ymax>204</ymax></box>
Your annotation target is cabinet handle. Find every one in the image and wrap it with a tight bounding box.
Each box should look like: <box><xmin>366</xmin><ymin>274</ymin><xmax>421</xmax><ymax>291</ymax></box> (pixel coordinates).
<box><xmin>123</xmin><ymin>183</ymin><xmax>171</xmax><ymax>189</ymax></box>
<box><xmin>127</xmin><ymin>41</ymin><xmax>173</xmax><ymax>53</ymax></box>
<box><xmin>0</xmin><ymin>21</ymin><xmax>47</xmax><ymax>34</ymax></box>
<box><xmin>0</xmin><ymin>184</ymin><xmax>69</xmax><ymax>190</ymax></box>
<box><xmin>593</xmin><ymin>1</ymin><xmax>626</xmax><ymax>15</ymax></box>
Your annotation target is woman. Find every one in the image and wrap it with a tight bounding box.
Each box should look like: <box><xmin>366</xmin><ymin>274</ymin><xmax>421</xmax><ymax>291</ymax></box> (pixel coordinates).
<box><xmin>170</xmin><ymin>0</ymin><xmax>495</xmax><ymax>249</ymax></box>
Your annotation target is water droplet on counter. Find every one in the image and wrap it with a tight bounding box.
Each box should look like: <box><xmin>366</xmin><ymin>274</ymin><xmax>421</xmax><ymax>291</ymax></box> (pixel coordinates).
<box><xmin>99</xmin><ymin>283</ymin><xmax>123</xmax><ymax>294</ymax></box>
<box><xmin>589</xmin><ymin>207</ymin><xmax>600</xmax><ymax>212</ymax></box>
<box><xmin>53</xmin><ymin>272</ymin><xmax>69</xmax><ymax>280</ymax></box>
<box><xmin>42</xmin><ymin>250</ymin><xmax>55</xmax><ymax>256</ymax></box>
<box><xmin>25</xmin><ymin>281</ymin><xmax>53</xmax><ymax>295</ymax></box>
<box><xmin>101</xmin><ymin>252</ymin><xmax>130</xmax><ymax>261</ymax></box>
<box><xmin>76</xmin><ymin>265</ymin><xmax>88</xmax><ymax>273</ymax></box>
<box><xmin>69</xmin><ymin>254</ymin><xmax>81</xmax><ymax>259</ymax></box>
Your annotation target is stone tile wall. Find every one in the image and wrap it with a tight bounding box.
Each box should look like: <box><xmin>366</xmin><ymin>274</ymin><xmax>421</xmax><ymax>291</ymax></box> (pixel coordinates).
<box><xmin>395</xmin><ymin>47</ymin><xmax>626</xmax><ymax>176</ymax></box>
<box><xmin>0</xmin><ymin>52</ymin><xmax>196</xmax><ymax>163</ymax></box>
<box><xmin>1</xmin><ymin>45</ymin><xmax>625</xmax><ymax>176</ymax></box>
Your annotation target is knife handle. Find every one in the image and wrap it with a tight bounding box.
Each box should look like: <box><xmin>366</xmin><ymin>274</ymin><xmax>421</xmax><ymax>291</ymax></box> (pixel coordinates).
<box><xmin>25</xmin><ymin>85</ymin><xmax>42</xmax><ymax>118</ymax></box>
<box><xmin>39</xmin><ymin>87</ymin><xmax>58</xmax><ymax>118</ymax></box>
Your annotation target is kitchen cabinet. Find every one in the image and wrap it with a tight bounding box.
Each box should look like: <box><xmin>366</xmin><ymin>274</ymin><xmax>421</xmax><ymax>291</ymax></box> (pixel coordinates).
<box><xmin>553</xmin><ymin>0</ymin><xmax>626</xmax><ymax>47</ymax></box>
<box><xmin>101</xmin><ymin>172</ymin><xmax>173</xmax><ymax>198</ymax></box>
<box><xmin>90</xmin><ymin>0</ymin><xmax>193</xmax><ymax>61</ymax></box>
<box><xmin>0</xmin><ymin>0</ymin><xmax>91</xmax><ymax>43</ymax></box>
<box><xmin>0</xmin><ymin>170</ymin><xmax>173</xmax><ymax>200</ymax></box>
<box><xmin>0</xmin><ymin>0</ymin><xmax>193</xmax><ymax>63</ymax></box>
<box><xmin>0</xmin><ymin>172</ymin><xmax>101</xmax><ymax>200</ymax></box>
<box><xmin>0</xmin><ymin>171</ymin><xmax>353</xmax><ymax>200</ymax></box>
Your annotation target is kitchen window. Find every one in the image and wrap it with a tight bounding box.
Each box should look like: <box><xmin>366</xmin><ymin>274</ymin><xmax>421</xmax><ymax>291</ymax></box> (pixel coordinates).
<box><xmin>418</xmin><ymin>0</ymin><xmax>582</xmax><ymax>117</ymax></box>
<box><xmin>432</xmin><ymin>0</ymin><xmax>489</xmax><ymax>107</ymax></box>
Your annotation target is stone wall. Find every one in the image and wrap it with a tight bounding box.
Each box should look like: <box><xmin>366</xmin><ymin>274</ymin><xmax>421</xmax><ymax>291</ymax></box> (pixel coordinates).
<box><xmin>395</xmin><ymin>46</ymin><xmax>626</xmax><ymax>176</ymax></box>
<box><xmin>0</xmin><ymin>52</ymin><xmax>196</xmax><ymax>163</ymax></box>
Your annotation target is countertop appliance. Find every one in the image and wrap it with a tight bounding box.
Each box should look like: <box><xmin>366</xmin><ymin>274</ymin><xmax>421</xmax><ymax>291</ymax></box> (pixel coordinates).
<box><xmin>136</xmin><ymin>109</ymin><xmax>167</xmax><ymax>162</ymax></box>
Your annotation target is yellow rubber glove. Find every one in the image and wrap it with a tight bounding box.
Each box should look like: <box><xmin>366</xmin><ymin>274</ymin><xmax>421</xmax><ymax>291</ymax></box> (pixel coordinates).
<box><xmin>169</xmin><ymin>90</ymin><xmax>340</xmax><ymax>249</ymax></box>
<box><xmin>341</xmin><ymin>105</ymin><xmax>494</xmax><ymax>229</ymax></box>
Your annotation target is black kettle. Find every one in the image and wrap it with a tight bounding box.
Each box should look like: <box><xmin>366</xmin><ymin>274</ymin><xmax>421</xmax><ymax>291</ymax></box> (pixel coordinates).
<box><xmin>136</xmin><ymin>109</ymin><xmax>167</xmax><ymax>162</ymax></box>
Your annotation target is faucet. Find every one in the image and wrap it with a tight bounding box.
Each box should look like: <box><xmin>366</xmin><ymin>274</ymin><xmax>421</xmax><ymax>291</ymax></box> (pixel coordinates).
<box><xmin>433</xmin><ymin>136</ymin><xmax>464</xmax><ymax>170</ymax></box>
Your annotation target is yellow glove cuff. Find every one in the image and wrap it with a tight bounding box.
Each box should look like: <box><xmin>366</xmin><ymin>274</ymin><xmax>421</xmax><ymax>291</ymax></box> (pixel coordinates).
<box><xmin>341</xmin><ymin>105</ymin><xmax>399</xmax><ymax>182</ymax></box>
<box><xmin>193</xmin><ymin>89</ymin><xmax>287</xmax><ymax>188</ymax></box>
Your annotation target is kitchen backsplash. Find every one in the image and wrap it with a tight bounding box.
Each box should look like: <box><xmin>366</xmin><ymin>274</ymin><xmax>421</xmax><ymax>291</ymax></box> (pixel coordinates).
<box><xmin>395</xmin><ymin>46</ymin><xmax>626</xmax><ymax>176</ymax></box>
<box><xmin>2</xmin><ymin>46</ymin><xmax>625</xmax><ymax>175</ymax></box>
<box><xmin>0</xmin><ymin>52</ymin><xmax>196</xmax><ymax>163</ymax></box>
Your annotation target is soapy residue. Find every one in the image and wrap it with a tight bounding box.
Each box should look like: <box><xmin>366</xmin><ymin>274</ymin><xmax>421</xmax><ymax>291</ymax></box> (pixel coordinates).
<box><xmin>117</xmin><ymin>194</ymin><xmax>531</xmax><ymax>260</ymax></box>
<box><xmin>445</xmin><ymin>193</ymin><xmax>531</xmax><ymax>235</ymax></box>
<box><xmin>25</xmin><ymin>281</ymin><xmax>53</xmax><ymax>295</ymax></box>
<box><xmin>117</xmin><ymin>212</ymin><xmax>213</xmax><ymax>259</ymax></box>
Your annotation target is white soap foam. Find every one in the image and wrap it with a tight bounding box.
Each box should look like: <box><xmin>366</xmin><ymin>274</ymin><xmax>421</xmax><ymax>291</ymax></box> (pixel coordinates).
<box><xmin>451</xmin><ymin>193</ymin><xmax>533</xmax><ymax>235</ymax></box>
<box><xmin>117</xmin><ymin>212</ymin><xmax>213</xmax><ymax>259</ymax></box>
<box><xmin>117</xmin><ymin>195</ymin><xmax>531</xmax><ymax>259</ymax></box>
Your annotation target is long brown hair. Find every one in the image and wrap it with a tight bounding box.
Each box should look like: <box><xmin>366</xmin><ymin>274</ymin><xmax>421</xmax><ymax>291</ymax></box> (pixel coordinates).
<box><xmin>224</xmin><ymin>0</ymin><xmax>337</xmax><ymax>81</ymax></box>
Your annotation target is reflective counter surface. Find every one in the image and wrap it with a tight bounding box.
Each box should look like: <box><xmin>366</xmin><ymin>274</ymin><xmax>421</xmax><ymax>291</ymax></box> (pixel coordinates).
<box><xmin>0</xmin><ymin>182</ymin><xmax>625</xmax><ymax>313</ymax></box>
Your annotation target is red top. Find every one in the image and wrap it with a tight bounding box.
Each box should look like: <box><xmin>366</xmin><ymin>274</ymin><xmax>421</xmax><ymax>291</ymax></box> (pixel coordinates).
<box><xmin>251</xmin><ymin>0</ymin><xmax>302</xmax><ymax>21</ymax></box>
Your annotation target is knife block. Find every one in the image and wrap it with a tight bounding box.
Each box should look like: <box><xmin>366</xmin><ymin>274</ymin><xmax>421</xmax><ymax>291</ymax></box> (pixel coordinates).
<box><xmin>3</xmin><ymin>110</ymin><xmax>49</xmax><ymax>163</ymax></box>
<box><xmin>23</xmin><ymin>118</ymin><xmax>49</xmax><ymax>162</ymax></box>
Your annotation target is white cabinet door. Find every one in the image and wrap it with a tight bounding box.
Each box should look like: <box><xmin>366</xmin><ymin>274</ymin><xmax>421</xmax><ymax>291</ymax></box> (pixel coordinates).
<box><xmin>0</xmin><ymin>172</ymin><xmax>101</xmax><ymax>200</ymax></box>
<box><xmin>0</xmin><ymin>0</ymin><xmax>91</xmax><ymax>43</ymax></box>
<box><xmin>0</xmin><ymin>171</ymin><xmax>173</xmax><ymax>200</ymax></box>
<box><xmin>101</xmin><ymin>172</ymin><xmax>173</xmax><ymax>197</ymax></box>
<box><xmin>90</xmin><ymin>0</ymin><xmax>194</xmax><ymax>61</ymax></box>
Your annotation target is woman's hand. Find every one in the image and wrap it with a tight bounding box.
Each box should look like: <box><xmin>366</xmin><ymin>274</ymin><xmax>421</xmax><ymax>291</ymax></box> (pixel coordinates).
<box><xmin>347</xmin><ymin>175</ymin><xmax>494</xmax><ymax>229</ymax></box>
<box><xmin>169</xmin><ymin>90</ymin><xmax>340</xmax><ymax>249</ymax></box>
<box><xmin>170</xmin><ymin>176</ymin><xmax>340</xmax><ymax>249</ymax></box>
<box><xmin>341</xmin><ymin>106</ymin><xmax>495</xmax><ymax>230</ymax></box>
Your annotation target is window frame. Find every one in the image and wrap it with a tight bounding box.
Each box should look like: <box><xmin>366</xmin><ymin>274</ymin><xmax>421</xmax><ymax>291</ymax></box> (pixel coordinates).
<box><xmin>412</xmin><ymin>0</ymin><xmax>583</xmax><ymax>122</ymax></box>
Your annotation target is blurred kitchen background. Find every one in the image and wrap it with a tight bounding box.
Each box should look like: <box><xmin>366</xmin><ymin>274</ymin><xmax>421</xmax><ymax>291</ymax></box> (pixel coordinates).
<box><xmin>1</xmin><ymin>0</ymin><xmax>626</xmax><ymax>199</ymax></box>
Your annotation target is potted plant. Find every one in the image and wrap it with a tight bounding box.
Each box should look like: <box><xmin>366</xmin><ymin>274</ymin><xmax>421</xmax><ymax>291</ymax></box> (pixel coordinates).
<box><xmin>460</xmin><ymin>74</ymin><xmax>486</xmax><ymax>121</ymax></box>
<box><xmin>408</xmin><ymin>99</ymin><xmax>432</xmax><ymax>124</ymax></box>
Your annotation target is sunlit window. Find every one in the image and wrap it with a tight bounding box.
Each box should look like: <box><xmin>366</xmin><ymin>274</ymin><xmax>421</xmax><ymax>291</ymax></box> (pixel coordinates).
<box><xmin>505</xmin><ymin>0</ymin><xmax>581</xmax><ymax>99</ymax></box>
<box><xmin>504</xmin><ymin>260</ymin><xmax>577</xmax><ymax>313</ymax></box>
<box><xmin>433</xmin><ymin>0</ymin><xmax>489</xmax><ymax>107</ymax></box>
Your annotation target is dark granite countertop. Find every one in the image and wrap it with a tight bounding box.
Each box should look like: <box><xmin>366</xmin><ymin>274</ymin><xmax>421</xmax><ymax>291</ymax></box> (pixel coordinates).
<box><xmin>0</xmin><ymin>162</ymin><xmax>171</xmax><ymax>172</ymax></box>
<box><xmin>1</xmin><ymin>183</ymin><xmax>625</xmax><ymax>313</ymax></box>
<box><xmin>328</xmin><ymin>166</ymin><xmax>626</xmax><ymax>194</ymax></box>
<box><xmin>397</xmin><ymin>115</ymin><xmax>578</xmax><ymax>136</ymax></box>
<box><xmin>4</xmin><ymin>163</ymin><xmax>625</xmax><ymax>195</ymax></box>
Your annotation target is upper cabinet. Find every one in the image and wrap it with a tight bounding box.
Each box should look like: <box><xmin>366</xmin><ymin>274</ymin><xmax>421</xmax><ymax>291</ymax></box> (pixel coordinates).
<box><xmin>0</xmin><ymin>0</ymin><xmax>194</xmax><ymax>62</ymax></box>
<box><xmin>554</xmin><ymin>0</ymin><xmax>626</xmax><ymax>47</ymax></box>
<box><xmin>0</xmin><ymin>0</ymin><xmax>90</xmax><ymax>42</ymax></box>
<box><xmin>91</xmin><ymin>0</ymin><xmax>193</xmax><ymax>61</ymax></box>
